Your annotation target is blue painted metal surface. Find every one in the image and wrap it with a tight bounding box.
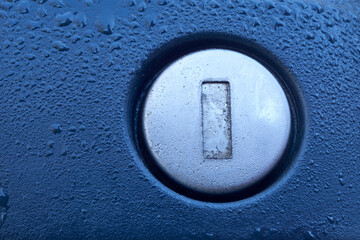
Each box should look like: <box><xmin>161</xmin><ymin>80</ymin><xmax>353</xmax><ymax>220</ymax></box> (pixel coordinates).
<box><xmin>0</xmin><ymin>0</ymin><xmax>359</xmax><ymax>239</ymax></box>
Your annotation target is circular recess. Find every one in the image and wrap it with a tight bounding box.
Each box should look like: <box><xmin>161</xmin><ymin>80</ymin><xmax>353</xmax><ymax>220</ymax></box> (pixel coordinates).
<box><xmin>138</xmin><ymin>48</ymin><xmax>293</xmax><ymax>200</ymax></box>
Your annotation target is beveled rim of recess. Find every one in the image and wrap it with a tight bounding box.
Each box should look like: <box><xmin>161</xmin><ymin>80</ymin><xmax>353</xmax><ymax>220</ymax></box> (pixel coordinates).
<box><xmin>129</xmin><ymin>34</ymin><xmax>306</xmax><ymax>202</ymax></box>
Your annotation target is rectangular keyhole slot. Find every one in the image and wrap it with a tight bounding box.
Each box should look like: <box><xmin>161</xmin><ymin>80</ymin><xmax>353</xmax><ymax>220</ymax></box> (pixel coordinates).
<box><xmin>202</xmin><ymin>81</ymin><xmax>232</xmax><ymax>159</ymax></box>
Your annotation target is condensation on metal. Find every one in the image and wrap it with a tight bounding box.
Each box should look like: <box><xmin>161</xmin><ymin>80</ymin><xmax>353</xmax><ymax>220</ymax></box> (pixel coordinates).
<box><xmin>142</xmin><ymin>49</ymin><xmax>291</xmax><ymax>194</ymax></box>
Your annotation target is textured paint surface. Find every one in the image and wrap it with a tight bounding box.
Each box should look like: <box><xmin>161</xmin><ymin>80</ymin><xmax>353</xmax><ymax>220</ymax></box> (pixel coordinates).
<box><xmin>0</xmin><ymin>0</ymin><xmax>359</xmax><ymax>239</ymax></box>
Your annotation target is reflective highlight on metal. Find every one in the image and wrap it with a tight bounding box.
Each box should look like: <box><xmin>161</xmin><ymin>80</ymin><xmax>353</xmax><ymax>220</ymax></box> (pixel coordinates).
<box><xmin>142</xmin><ymin>49</ymin><xmax>291</xmax><ymax>195</ymax></box>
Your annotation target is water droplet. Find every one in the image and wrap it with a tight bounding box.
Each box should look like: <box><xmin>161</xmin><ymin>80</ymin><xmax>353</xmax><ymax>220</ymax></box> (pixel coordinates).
<box><xmin>0</xmin><ymin>188</ymin><xmax>8</xmax><ymax>209</ymax></box>
<box><xmin>327</xmin><ymin>216</ymin><xmax>335</xmax><ymax>224</ymax></box>
<box><xmin>16</xmin><ymin>1</ymin><xmax>30</xmax><ymax>14</ymax></box>
<box><xmin>52</xmin><ymin>40</ymin><xmax>69</xmax><ymax>51</ymax></box>
<box><xmin>73</xmin><ymin>12</ymin><xmax>87</xmax><ymax>28</ymax></box>
<box><xmin>55</xmin><ymin>12</ymin><xmax>73</xmax><ymax>27</ymax></box>
<box><xmin>47</xmin><ymin>140</ymin><xmax>55</xmax><ymax>148</ymax></box>
<box><xmin>49</xmin><ymin>0</ymin><xmax>65</xmax><ymax>8</ymax></box>
<box><xmin>25</xmin><ymin>54</ymin><xmax>36</xmax><ymax>60</ymax></box>
<box><xmin>50</xmin><ymin>123</ymin><xmax>62</xmax><ymax>134</ymax></box>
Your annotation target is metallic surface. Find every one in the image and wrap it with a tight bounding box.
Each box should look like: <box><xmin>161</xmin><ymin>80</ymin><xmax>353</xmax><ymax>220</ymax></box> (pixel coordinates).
<box><xmin>142</xmin><ymin>49</ymin><xmax>291</xmax><ymax>194</ymax></box>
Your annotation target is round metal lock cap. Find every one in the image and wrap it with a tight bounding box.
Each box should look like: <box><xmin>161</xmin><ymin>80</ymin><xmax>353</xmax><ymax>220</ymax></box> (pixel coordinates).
<box><xmin>142</xmin><ymin>49</ymin><xmax>291</xmax><ymax>195</ymax></box>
